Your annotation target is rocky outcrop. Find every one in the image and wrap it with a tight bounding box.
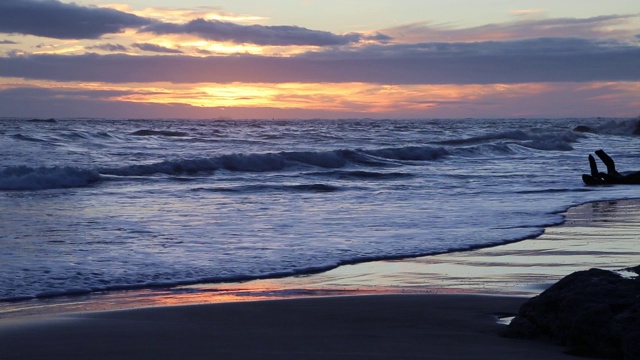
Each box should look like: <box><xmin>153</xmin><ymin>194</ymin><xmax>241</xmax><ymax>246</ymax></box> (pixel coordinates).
<box><xmin>504</xmin><ymin>266</ymin><xmax>640</xmax><ymax>359</ymax></box>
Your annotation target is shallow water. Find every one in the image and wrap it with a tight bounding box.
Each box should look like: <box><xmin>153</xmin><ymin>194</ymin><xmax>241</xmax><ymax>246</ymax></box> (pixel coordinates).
<box><xmin>2</xmin><ymin>117</ymin><xmax>640</xmax><ymax>300</ymax></box>
<box><xmin>2</xmin><ymin>199</ymin><xmax>639</xmax><ymax>318</ymax></box>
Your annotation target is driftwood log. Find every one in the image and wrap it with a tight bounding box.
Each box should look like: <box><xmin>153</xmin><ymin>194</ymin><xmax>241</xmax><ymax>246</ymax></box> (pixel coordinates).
<box><xmin>583</xmin><ymin>149</ymin><xmax>640</xmax><ymax>185</ymax></box>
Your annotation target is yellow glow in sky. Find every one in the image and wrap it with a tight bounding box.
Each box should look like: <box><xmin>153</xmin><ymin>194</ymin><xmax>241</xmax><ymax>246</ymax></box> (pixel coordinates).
<box><xmin>1</xmin><ymin>0</ymin><xmax>639</xmax><ymax>119</ymax></box>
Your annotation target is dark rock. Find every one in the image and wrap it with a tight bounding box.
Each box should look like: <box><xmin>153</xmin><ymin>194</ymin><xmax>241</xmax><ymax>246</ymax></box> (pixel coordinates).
<box><xmin>574</xmin><ymin>125</ymin><xmax>593</xmax><ymax>133</ymax></box>
<box><xmin>503</xmin><ymin>316</ymin><xmax>539</xmax><ymax>338</ymax></box>
<box><xmin>504</xmin><ymin>267</ymin><xmax>640</xmax><ymax>359</ymax></box>
<box><xmin>633</xmin><ymin>118</ymin><xmax>640</xmax><ymax>136</ymax></box>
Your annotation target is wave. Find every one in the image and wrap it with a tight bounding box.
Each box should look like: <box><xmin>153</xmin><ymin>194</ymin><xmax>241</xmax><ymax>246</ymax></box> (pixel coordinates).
<box><xmin>364</xmin><ymin>146</ymin><xmax>450</xmax><ymax>161</ymax></box>
<box><xmin>192</xmin><ymin>183</ymin><xmax>342</xmax><ymax>193</ymax></box>
<box><xmin>436</xmin><ymin>130</ymin><xmax>533</xmax><ymax>146</ymax></box>
<box><xmin>515</xmin><ymin>188</ymin><xmax>593</xmax><ymax>194</ymax></box>
<box><xmin>10</xmin><ymin>129</ymin><xmax>118</xmax><ymax>146</ymax></box>
<box><xmin>130</xmin><ymin>129</ymin><xmax>189</xmax><ymax>137</ymax></box>
<box><xmin>11</xmin><ymin>133</ymin><xmax>47</xmax><ymax>143</ymax></box>
<box><xmin>308</xmin><ymin>170</ymin><xmax>414</xmax><ymax>180</ymax></box>
<box><xmin>436</xmin><ymin>129</ymin><xmax>579</xmax><ymax>152</ymax></box>
<box><xmin>0</xmin><ymin>166</ymin><xmax>100</xmax><ymax>190</ymax></box>
<box><xmin>100</xmin><ymin>146</ymin><xmax>449</xmax><ymax>177</ymax></box>
<box><xmin>519</xmin><ymin>135</ymin><xmax>576</xmax><ymax>151</ymax></box>
<box><xmin>0</xmin><ymin>146</ymin><xmax>443</xmax><ymax>191</ymax></box>
<box><xmin>0</xmin><ymin>140</ymin><xmax>554</xmax><ymax>191</ymax></box>
<box><xmin>573</xmin><ymin>117</ymin><xmax>640</xmax><ymax>136</ymax></box>
<box><xmin>450</xmin><ymin>143</ymin><xmax>515</xmax><ymax>157</ymax></box>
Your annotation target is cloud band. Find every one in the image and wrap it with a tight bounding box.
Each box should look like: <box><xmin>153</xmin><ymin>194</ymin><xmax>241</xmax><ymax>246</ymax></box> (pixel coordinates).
<box><xmin>1</xmin><ymin>38</ymin><xmax>638</xmax><ymax>85</ymax></box>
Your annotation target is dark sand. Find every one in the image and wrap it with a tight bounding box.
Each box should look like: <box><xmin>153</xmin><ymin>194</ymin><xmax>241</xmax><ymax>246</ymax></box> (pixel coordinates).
<box><xmin>0</xmin><ymin>294</ymin><xmax>575</xmax><ymax>360</ymax></box>
<box><xmin>1</xmin><ymin>199</ymin><xmax>639</xmax><ymax>359</ymax></box>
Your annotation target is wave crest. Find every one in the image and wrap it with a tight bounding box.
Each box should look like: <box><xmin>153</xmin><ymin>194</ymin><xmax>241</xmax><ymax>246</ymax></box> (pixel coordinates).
<box><xmin>130</xmin><ymin>129</ymin><xmax>189</xmax><ymax>137</ymax></box>
<box><xmin>364</xmin><ymin>146</ymin><xmax>449</xmax><ymax>161</ymax></box>
<box><xmin>573</xmin><ymin>117</ymin><xmax>640</xmax><ymax>136</ymax></box>
<box><xmin>437</xmin><ymin>129</ymin><xmax>579</xmax><ymax>152</ymax></box>
<box><xmin>0</xmin><ymin>166</ymin><xmax>101</xmax><ymax>190</ymax></box>
<box><xmin>101</xmin><ymin>146</ymin><xmax>449</xmax><ymax>178</ymax></box>
<box><xmin>1</xmin><ymin>139</ymin><xmax>560</xmax><ymax>191</ymax></box>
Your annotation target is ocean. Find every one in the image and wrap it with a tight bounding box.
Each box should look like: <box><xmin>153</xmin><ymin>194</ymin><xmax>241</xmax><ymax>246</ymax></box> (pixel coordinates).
<box><xmin>1</xmin><ymin>117</ymin><xmax>640</xmax><ymax>301</ymax></box>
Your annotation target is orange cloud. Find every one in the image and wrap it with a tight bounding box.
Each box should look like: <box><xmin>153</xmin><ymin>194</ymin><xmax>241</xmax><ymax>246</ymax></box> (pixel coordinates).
<box><xmin>104</xmin><ymin>82</ymin><xmax>555</xmax><ymax>113</ymax></box>
<box><xmin>2</xmin><ymin>78</ymin><xmax>638</xmax><ymax>118</ymax></box>
<box><xmin>0</xmin><ymin>78</ymin><xmax>542</xmax><ymax>112</ymax></box>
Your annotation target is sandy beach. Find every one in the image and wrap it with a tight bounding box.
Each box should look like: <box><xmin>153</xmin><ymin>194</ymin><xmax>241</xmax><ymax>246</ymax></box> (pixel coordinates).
<box><xmin>1</xmin><ymin>199</ymin><xmax>639</xmax><ymax>359</ymax></box>
<box><xmin>0</xmin><ymin>295</ymin><xmax>575</xmax><ymax>360</ymax></box>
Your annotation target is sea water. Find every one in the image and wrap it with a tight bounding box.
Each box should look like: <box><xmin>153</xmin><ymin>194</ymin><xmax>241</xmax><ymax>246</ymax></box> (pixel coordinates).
<box><xmin>1</xmin><ymin>117</ymin><xmax>640</xmax><ymax>301</ymax></box>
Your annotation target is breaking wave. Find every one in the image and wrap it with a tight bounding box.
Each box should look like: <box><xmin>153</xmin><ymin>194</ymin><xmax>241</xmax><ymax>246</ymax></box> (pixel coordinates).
<box><xmin>99</xmin><ymin>146</ymin><xmax>450</xmax><ymax>178</ymax></box>
<box><xmin>0</xmin><ymin>166</ymin><xmax>100</xmax><ymax>191</ymax></box>
<box><xmin>573</xmin><ymin>117</ymin><xmax>640</xmax><ymax>136</ymax></box>
<box><xmin>0</xmin><ymin>132</ymin><xmax>575</xmax><ymax>191</ymax></box>
<box><xmin>192</xmin><ymin>183</ymin><xmax>342</xmax><ymax>193</ymax></box>
<box><xmin>308</xmin><ymin>170</ymin><xmax>415</xmax><ymax>180</ymax></box>
<box><xmin>130</xmin><ymin>129</ymin><xmax>189</xmax><ymax>137</ymax></box>
<box><xmin>435</xmin><ymin>129</ymin><xmax>579</xmax><ymax>151</ymax></box>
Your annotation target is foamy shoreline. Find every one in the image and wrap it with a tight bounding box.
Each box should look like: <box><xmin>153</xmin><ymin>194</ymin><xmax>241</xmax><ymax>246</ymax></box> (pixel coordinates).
<box><xmin>1</xmin><ymin>198</ymin><xmax>639</xmax><ymax>318</ymax></box>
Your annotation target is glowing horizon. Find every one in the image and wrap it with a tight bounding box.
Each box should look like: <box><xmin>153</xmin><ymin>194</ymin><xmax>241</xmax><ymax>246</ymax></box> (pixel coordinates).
<box><xmin>1</xmin><ymin>0</ymin><xmax>639</xmax><ymax>119</ymax></box>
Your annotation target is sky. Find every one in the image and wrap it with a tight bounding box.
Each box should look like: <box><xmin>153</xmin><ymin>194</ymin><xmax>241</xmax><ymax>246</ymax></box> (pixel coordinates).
<box><xmin>0</xmin><ymin>0</ymin><xmax>639</xmax><ymax>119</ymax></box>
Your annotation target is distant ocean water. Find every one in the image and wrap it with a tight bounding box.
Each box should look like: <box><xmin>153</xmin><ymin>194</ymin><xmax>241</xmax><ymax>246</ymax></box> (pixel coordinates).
<box><xmin>2</xmin><ymin>117</ymin><xmax>640</xmax><ymax>301</ymax></box>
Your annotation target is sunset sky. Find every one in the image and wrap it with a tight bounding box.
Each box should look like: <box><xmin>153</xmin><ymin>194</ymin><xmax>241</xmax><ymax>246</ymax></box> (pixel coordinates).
<box><xmin>1</xmin><ymin>0</ymin><xmax>639</xmax><ymax>119</ymax></box>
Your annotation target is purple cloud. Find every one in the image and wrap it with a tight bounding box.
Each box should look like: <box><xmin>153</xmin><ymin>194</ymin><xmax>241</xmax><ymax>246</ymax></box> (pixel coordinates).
<box><xmin>0</xmin><ymin>38</ymin><xmax>638</xmax><ymax>85</ymax></box>
<box><xmin>88</xmin><ymin>43</ymin><xmax>129</xmax><ymax>52</ymax></box>
<box><xmin>383</xmin><ymin>14</ymin><xmax>640</xmax><ymax>42</ymax></box>
<box><xmin>0</xmin><ymin>1</ymin><xmax>389</xmax><ymax>47</ymax></box>
<box><xmin>140</xmin><ymin>18</ymin><xmax>380</xmax><ymax>46</ymax></box>
<box><xmin>0</xmin><ymin>40</ymin><xmax>18</xmax><ymax>45</ymax></box>
<box><xmin>132</xmin><ymin>43</ymin><xmax>183</xmax><ymax>54</ymax></box>
<box><xmin>0</xmin><ymin>0</ymin><xmax>152</xmax><ymax>39</ymax></box>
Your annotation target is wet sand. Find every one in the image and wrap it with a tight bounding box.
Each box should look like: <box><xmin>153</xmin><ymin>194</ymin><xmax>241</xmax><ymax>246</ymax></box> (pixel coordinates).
<box><xmin>288</xmin><ymin>198</ymin><xmax>640</xmax><ymax>295</ymax></box>
<box><xmin>0</xmin><ymin>199</ymin><xmax>638</xmax><ymax>359</ymax></box>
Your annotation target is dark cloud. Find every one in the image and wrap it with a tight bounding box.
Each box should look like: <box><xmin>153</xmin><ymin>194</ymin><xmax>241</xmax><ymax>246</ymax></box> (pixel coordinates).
<box><xmin>0</xmin><ymin>38</ymin><xmax>638</xmax><ymax>85</ymax></box>
<box><xmin>0</xmin><ymin>86</ymin><xmax>177</xmax><ymax>118</ymax></box>
<box><xmin>0</xmin><ymin>0</ymin><xmax>152</xmax><ymax>39</ymax></box>
<box><xmin>365</xmin><ymin>32</ymin><xmax>393</xmax><ymax>43</ymax></box>
<box><xmin>88</xmin><ymin>43</ymin><xmax>129</xmax><ymax>52</ymax></box>
<box><xmin>132</xmin><ymin>43</ymin><xmax>183</xmax><ymax>54</ymax></box>
<box><xmin>140</xmin><ymin>18</ymin><xmax>368</xmax><ymax>46</ymax></box>
<box><xmin>0</xmin><ymin>86</ymin><xmax>137</xmax><ymax>100</ymax></box>
<box><xmin>0</xmin><ymin>40</ymin><xmax>18</xmax><ymax>45</ymax></box>
<box><xmin>0</xmin><ymin>1</ymin><xmax>386</xmax><ymax>46</ymax></box>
